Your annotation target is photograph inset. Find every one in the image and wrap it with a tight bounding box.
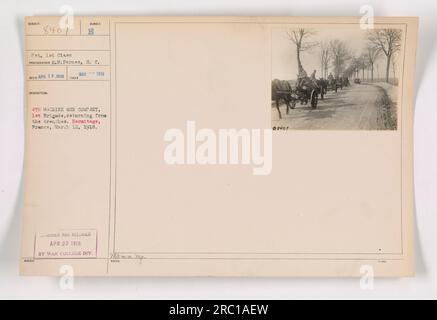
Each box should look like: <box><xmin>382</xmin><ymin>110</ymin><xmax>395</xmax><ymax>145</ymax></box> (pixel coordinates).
<box><xmin>271</xmin><ymin>27</ymin><xmax>403</xmax><ymax>130</ymax></box>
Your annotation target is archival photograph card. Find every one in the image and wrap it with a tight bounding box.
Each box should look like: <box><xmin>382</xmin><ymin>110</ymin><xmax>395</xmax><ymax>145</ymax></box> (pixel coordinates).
<box><xmin>21</xmin><ymin>16</ymin><xmax>418</xmax><ymax>276</ymax></box>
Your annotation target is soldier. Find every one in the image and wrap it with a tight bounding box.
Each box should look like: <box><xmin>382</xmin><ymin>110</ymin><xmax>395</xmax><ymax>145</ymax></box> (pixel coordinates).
<box><xmin>327</xmin><ymin>72</ymin><xmax>335</xmax><ymax>87</ymax></box>
<box><xmin>310</xmin><ymin>70</ymin><xmax>319</xmax><ymax>88</ymax></box>
<box><xmin>310</xmin><ymin>69</ymin><xmax>317</xmax><ymax>80</ymax></box>
<box><xmin>296</xmin><ymin>68</ymin><xmax>308</xmax><ymax>88</ymax></box>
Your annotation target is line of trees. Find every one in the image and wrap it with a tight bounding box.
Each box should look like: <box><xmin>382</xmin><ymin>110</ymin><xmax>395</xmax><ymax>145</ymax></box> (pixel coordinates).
<box><xmin>286</xmin><ymin>28</ymin><xmax>402</xmax><ymax>83</ymax></box>
<box><xmin>367</xmin><ymin>29</ymin><xmax>402</xmax><ymax>82</ymax></box>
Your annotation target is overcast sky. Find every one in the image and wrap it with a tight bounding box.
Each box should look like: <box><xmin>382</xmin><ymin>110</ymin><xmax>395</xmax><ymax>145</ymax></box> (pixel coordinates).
<box><xmin>271</xmin><ymin>26</ymin><xmax>396</xmax><ymax>80</ymax></box>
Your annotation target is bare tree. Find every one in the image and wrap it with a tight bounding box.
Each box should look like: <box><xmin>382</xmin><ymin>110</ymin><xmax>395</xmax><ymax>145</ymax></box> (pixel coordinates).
<box><xmin>285</xmin><ymin>28</ymin><xmax>317</xmax><ymax>75</ymax></box>
<box><xmin>358</xmin><ymin>53</ymin><xmax>369</xmax><ymax>81</ymax></box>
<box><xmin>329</xmin><ymin>39</ymin><xmax>350</xmax><ymax>77</ymax></box>
<box><xmin>367</xmin><ymin>29</ymin><xmax>402</xmax><ymax>82</ymax></box>
<box><xmin>391</xmin><ymin>53</ymin><xmax>397</xmax><ymax>81</ymax></box>
<box><xmin>345</xmin><ymin>56</ymin><xmax>360</xmax><ymax>78</ymax></box>
<box><xmin>319</xmin><ymin>41</ymin><xmax>330</xmax><ymax>78</ymax></box>
<box><xmin>365</xmin><ymin>44</ymin><xmax>380</xmax><ymax>82</ymax></box>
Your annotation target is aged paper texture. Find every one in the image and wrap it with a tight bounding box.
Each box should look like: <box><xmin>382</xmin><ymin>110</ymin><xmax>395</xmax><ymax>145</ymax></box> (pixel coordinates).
<box><xmin>21</xmin><ymin>16</ymin><xmax>418</xmax><ymax>276</ymax></box>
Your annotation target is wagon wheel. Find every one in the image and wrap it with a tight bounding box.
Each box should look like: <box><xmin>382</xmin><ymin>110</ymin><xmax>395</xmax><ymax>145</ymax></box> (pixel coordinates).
<box><xmin>310</xmin><ymin>90</ymin><xmax>318</xmax><ymax>109</ymax></box>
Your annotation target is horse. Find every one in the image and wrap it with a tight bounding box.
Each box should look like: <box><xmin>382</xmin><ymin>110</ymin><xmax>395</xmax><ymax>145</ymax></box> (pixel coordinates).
<box><xmin>271</xmin><ymin>79</ymin><xmax>295</xmax><ymax>119</ymax></box>
<box><xmin>343</xmin><ymin>77</ymin><xmax>350</xmax><ymax>87</ymax></box>
<box><xmin>316</xmin><ymin>78</ymin><xmax>328</xmax><ymax>99</ymax></box>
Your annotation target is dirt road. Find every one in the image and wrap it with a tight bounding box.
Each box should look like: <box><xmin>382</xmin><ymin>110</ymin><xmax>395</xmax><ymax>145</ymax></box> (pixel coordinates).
<box><xmin>271</xmin><ymin>83</ymin><xmax>395</xmax><ymax>130</ymax></box>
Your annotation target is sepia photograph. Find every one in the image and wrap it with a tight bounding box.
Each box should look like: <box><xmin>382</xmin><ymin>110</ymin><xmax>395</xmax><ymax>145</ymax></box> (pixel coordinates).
<box><xmin>271</xmin><ymin>26</ymin><xmax>404</xmax><ymax>130</ymax></box>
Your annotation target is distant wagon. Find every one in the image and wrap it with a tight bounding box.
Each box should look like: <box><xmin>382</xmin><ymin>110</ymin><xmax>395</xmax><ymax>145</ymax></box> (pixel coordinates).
<box><xmin>327</xmin><ymin>77</ymin><xmax>343</xmax><ymax>92</ymax></box>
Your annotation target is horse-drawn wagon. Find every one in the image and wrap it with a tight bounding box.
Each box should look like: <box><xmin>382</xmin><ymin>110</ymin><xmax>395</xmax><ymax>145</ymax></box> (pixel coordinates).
<box><xmin>327</xmin><ymin>77</ymin><xmax>343</xmax><ymax>92</ymax></box>
<box><xmin>272</xmin><ymin>78</ymin><xmax>319</xmax><ymax>119</ymax></box>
